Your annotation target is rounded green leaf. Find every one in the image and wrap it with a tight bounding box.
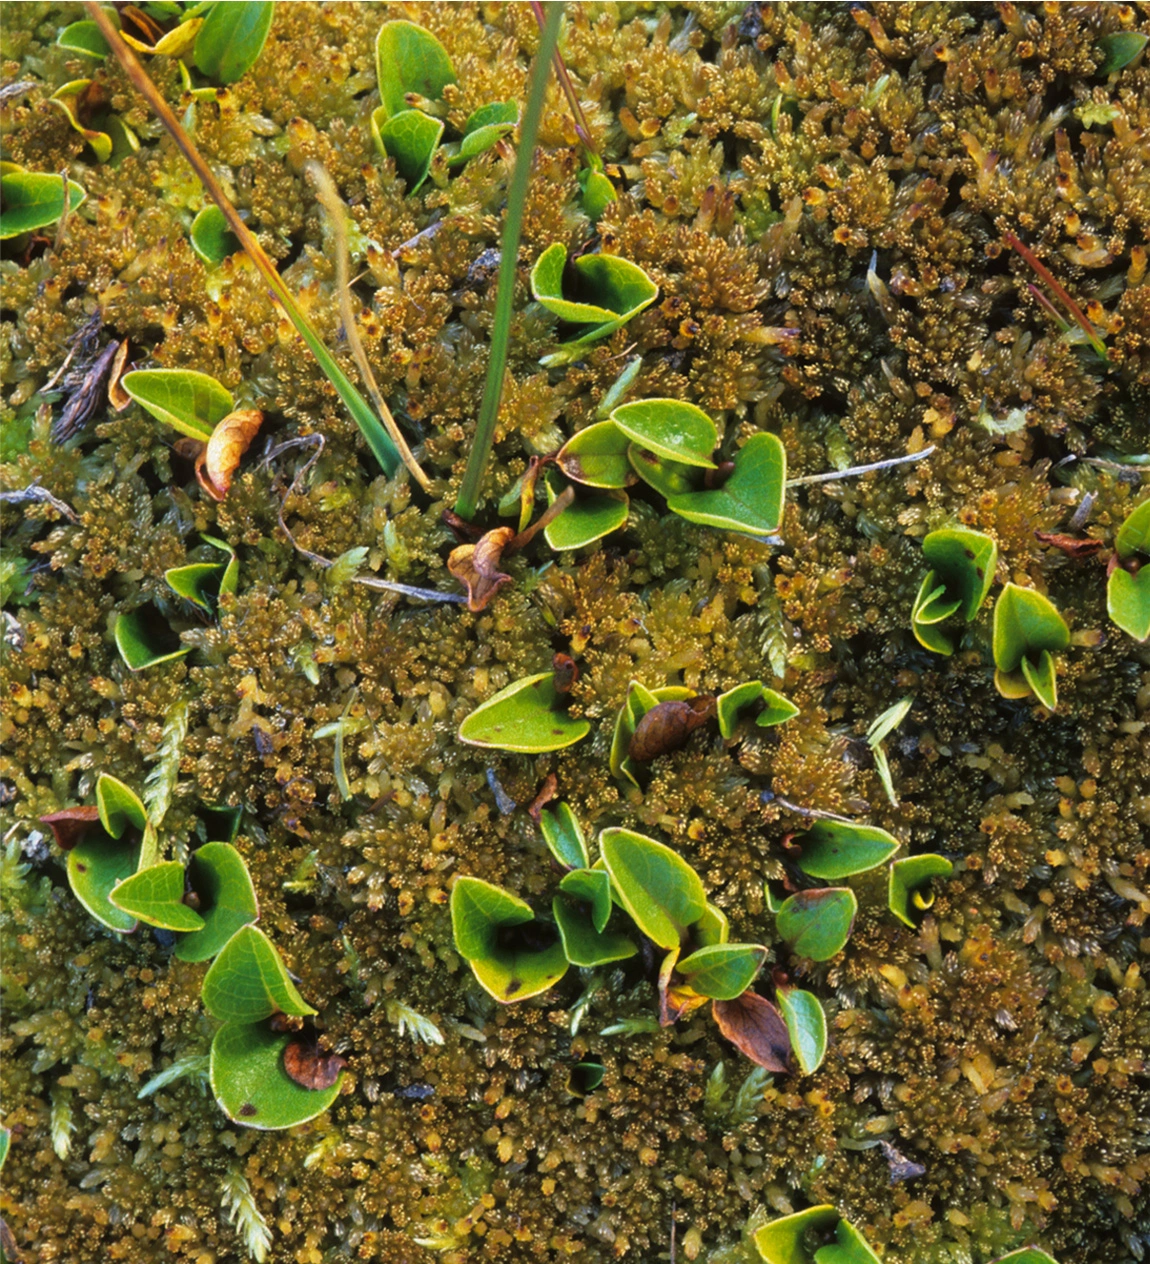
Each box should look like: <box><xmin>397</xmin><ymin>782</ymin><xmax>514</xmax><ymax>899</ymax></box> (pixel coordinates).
<box><xmin>376</xmin><ymin>19</ymin><xmax>456</xmax><ymax>119</ymax></box>
<box><xmin>694</xmin><ymin>900</ymin><xmax>729</xmax><ymax>947</ymax></box>
<box><xmin>176</xmin><ymin>842</ymin><xmax>260</xmax><ymax>963</ymax></box>
<box><xmin>627</xmin><ymin>444</ymin><xmax>701</xmax><ymax>498</ymax></box>
<box><xmin>165</xmin><ymin>562</ymin><xmax>227</xmax><ymax>611</ymax></box>
<box><xmin>753</xmin><ymin>1205</ymin><xmax>838</xmax><ymax>1264</ymax></box>
<box><xmin>1115</xmin><ymin>497</ymin><xmax>1150</xmax><ymax>559</ymax></box>
<box><xmin>544</xmin><ymin>491</ymin><xmax>629</xmax><ymax>550</ymax></box>
<box><xmin>57</xmin><ymin>20</ymin><xmax>110</xmax><ymax>58</ymax></box>
<box><xmin>202</xmin><ymin>926</ymin><xmax>316</xmax><ymax>1023</ymax></box>
<box><xmin>600</xmin><ymin>828</ymin><xmax>707</xmax><ymax>951</ymax></box>
<box><xmin>110</xmin><ymin>861</ymin><xmax>205</xmax><ymax>932</ymax></box>
<box><xmin>558</xmin><ymin>866</ymin><xmax>613</xmax><ymax>933</ymax></box>
<box><xmin>991</xmin><ymin>1251</ymin><xmax>1060</xmax><ymax>1264</ymax></box>
<box><xmin>911</xmin><ymin>571</ymin><xmax>960</xmax><ymax>655</ymax></box>
<box><xmin>193</xmin><ymin>1</ymin><xmax>274</xmax><ymax>85</ymax></box>
<box><xmin>372</xmin><ymin>106</ymin><xmax>444</xmax><ymax>192</ymax></box>
<box><xmin>114</xmin><ymin>608</ymin><xmax>191</xmax><ymax>672</ymax></box>
<box><xmin>0</xmin><ymin>171</ymin><xmax>86</xmax><ymax>240</ymax></box>
<box><xmin>1097</xmin><ymin>31</ymin><xmax>1149</xmax><ymax>75</ymax></box>
<box><xmin>815</xmin><ymin>1219</ymin><xmax>882</xmax><ymax>1264</ymax></box>
<box><xmin>120</xmin><ymin>368</ymin><xmax>233</xmax><ymax>440</ymax></box>
<box><xmin>96</xmin><ymin>773</ymin><xmax>148</xmax><ymax>838</ymax></box>
<box><xmin>189</xmin><ymin>204</ymin><xmax>239</xmax><ymax>266</ymax></box>
<box><xmin>921</xmin><ymin>527</ymin><xmax>998</xmax><ymax>622</ymax></box>
<box><xmin>776</xmin><ymin>987</ymin><xmax>828</xmax><ymax>1076</ymax></box>
<box><xmin>667</xmin><ymin>433</ymin><xmax>787</xmax><ymax>536</ymax></box>
<box><xmin>888</xmin><ymin>853</ymin><xmax>953</xmax><ymax>928</ymax></box>
<box><xmin>579</xmin><ymin>166</ymin><xmax>617</xmax><ymax>221</ymax></box>
<box><xmin>68</xmin><ymin>832</ymin><xmax>141</xmax><ymax>933</ymax></box>
<box><xmin>531</xmin><ymin>243</ymin><xmax>658</xmax><ymax>335</ymax></box>
<box><xmin>775</xmin><ymin>888</ymin><xmax>856</xmax><ymax>960</ymax></box>
<box><xmin>552</xmin><ymin>892</ymin><xmax>637</xmax><ymax>968</ymax></box>
<box><xmin>676</xmin><ymin>943</ymin><xmax>766</xmax><ymax>1000</ymax></box>
<box><xmin>992</xmin><ymin>583</ymin><xmax>1069</xmax><ymax>674</ymax></box>
<box><xmin>795</xmin><ymin>821</ymin><xmax>899</xmax><ymax>880</ymax></box>
<box><xmin>210</xmin><ymin>1020</ymin><xmax>343</xmax><ymax>1130</ymax></box>
<box><xmin>716</xmin><ymin>681</ymin><xmax>763</xmax><ymax>739</ymax></box>
<box><xmin>610</xmin><ymin>399</ymin><xmax>718</xmax><ymax>469</ymax></box>
<box><xmin>457</xmin><ymin>671</ymin><xmax>590</xmax><ymax>753</ymax></box>
<box><xmin>1108</xmin><ymin>566</ymin><xmax>1150</xmax><ymax>642</ymax></box>
<box><xmin>756</xmin><ymin>687</ymin><xmax>800</xmax><ymax>728</ymax></box>
<box><xmin>454</xmin><ymin>102</ymin><xmax>517</xmax><ymax>163</ymax></box>
<box><xmin>540</xmin><ymin>803</ymin><xmax>589</xmax><ymax>870</ymax></box>
<box><xmin>556</xmin><ymin>421</ymin><xmax>634</xmax><ymax>489</ymax></box>
<box><xmin>450</xmin><ymin>876</ymin><xmax>568</xmax><ymax>1002</ymax></box>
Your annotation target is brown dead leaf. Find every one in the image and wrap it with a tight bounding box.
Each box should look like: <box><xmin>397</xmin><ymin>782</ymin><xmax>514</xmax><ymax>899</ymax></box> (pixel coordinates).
<box><xmin>551</xmin><ymin>652</ymin><xmax>579</xmax><ymax>693</ymax></box>
<box><xmin>107</xmin><ymin>339</ymin><xmax>132</xmax><ymax>410</ymax></box>
<box><xmin>447</xmin><ymin>526</ymin><xmax>516</xmax><ymax>612</ymax></box>
<box><xmin>1034</xmin><ymin>530</ymin><xmax>1104</xmax><ymax>559</ymax></box>
<box><xmin>282</xmin><ymin>1038</ymin><xmax>346</xmax><ymax>1090</ymax></box>
<box><xmin>711</xmin><ymin>991</ymin><xmax>792</xmax><ymax>1072</ymax></box>
<box><xmin>526</xmin><ymin>773</ymin><xmax>559</xmax><ymax>824</ymax></box>
<box><xmin>195</xmin><ymin>409</ymin><xmax>263</xmax><ymax>501</ymax></box>
<box><xmin>39</xmin><ymin>806</ymin><xmax>100</xmax><ymax>851</ymax></box>
<box><xmin>658</xmin><ymin>949</ymin><xmax>708</xmax><ymax>1026</ymax></box>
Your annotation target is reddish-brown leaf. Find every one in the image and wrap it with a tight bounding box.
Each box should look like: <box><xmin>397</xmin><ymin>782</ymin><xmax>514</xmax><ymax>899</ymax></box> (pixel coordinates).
<box><xmin>628</xmin><ymin>696</ymin><xmax>716</xmax><ymax>761</ymax></box>
<box><xmin>282</xmin><ymin>1039</ymin><xmax>346</xmax><ymax>1091</ymax></box>
<box><xmin>195</xmin><ymin>409</ymin><xmax>263</xmax><ymax>501</ymax></box>
<box><xmin>447</xmin><ymin>526</ymin><xmax>516</xmax><ymax>612</ymax></box>
<box><xmin>1034</xmin><ymin>530</ymin><xmax>1104</xmax><ymax>559</ymax></box>
<box><xmin>106</xmin><ymin>339</ymin><xmax>132</xmax><ymax>411</ymax></box>
<box><xmin>39</xmin><ymin>806</ymin><xmax>100</xmax><ymax>851</ymax></box>
<box><xmin>526</xmin><ymin>773</ymin><xmax>559</xmax><ymax>824</ymax></box>
<box><xmin>712</xmin><ymin>991</ymin><xmax>792</xmax><ymax>1072</ymax></box>
<box><xmin>551</xmin><ymin>652</ymin><xmax>579</xmax><ymax>693</ymax></box>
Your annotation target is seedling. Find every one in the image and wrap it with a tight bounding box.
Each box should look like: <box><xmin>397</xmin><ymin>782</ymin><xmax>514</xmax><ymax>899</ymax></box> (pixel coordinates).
<box><xmin>450</xmin><ymin>876</ymin><xmax>569</xmax><ymax>1001</ymax></box>
<box><xmin>553</xmin><ymin>869</ymin><xmax>637</xmax><ymax>968</ymax></box>
<box><xmin>992</xmin><ymin>583</ymin><xmax>1070</xmax><ymax>710</ymax></box>
<box><xmin>1107</xmin><ymin>496</ymin><xmax>1150</xmax><ymax>642</ymax></box>
<box><xmin>457</xmin><ymin>670</ymin><xmax>591</xmax><ymax>753</ymax></box>
<box><xmin>110</xmin><ymin>860</ymin><xmax>206</xmax><ymax>933</ymax></box>
<box><xmin>166</xmin><ymin>535</ymin><xmax>238</xmax><ymax>613</ymax></box>
<box><xmin>610</xmin><ymin>399</ymin><xmax>718</xmax><ymax>468</ymax></box>
<box><xmin>888</xmin><ymin>853</ymin><xmax>953</xmax><ymax>928</ymax></box>
<box><xmin>715</xmin><ymin>680</ymin><xmax>799</xmax><ymax>738</ymax></box>
<box><xmin>866</xmin><ymin>696</ymin><xmax>913</xmax><ymax>805</ymax></box>
<box><xmin>56</xmin><ymin>19</ymin><xmax>111</xmax><ymax>58</ymax></box>
<box><xmin>791</xmin><ymin>820</ymin><xmax>900</xmax><ymax>880</ymax></box>
<box><xmin>539</xmin><ymin>802</ymin><xmax>590</xmax><ymax>870</ymax></box>
<box><xmin>911</xmin><ymin>527</ymin><xmax>998</xmax><ymax>655</ymax></box>
<box><xmin>0</xmin><ymin>167</ymin><xmax>86</xmax><ymax>239</ymax></box>
<box><xmin>600</xmin><ymin>828</ymin><xmax>707</xmax><ymax>950</ymax></box>
<box><xmin>192</xmin><ymin>2</ymin><xmax>274</xmax><ymax>85</ymax></box>
<box><xmin>531</xmin><ymin>243</ymin><xmax>659</xmax><ymax>364</ymax></box>
<box><xmin>542</xmin><ymin>477</ymin><xmax>630</xmax><ymax>551</ymax></box>
<box><xmin>754</xmin><ymin>1206</ymin><xmax>881</xmax><ymax>1264</ymax></box>
<box><xmin>555</xmin><ymin>421</ymin><xmax>635</xmax><ymax>490</ymax></box>
<box><xmin>1096</xmin><ymin>31</ymin><xmax>1149</xmax><ymax>75</ymax></box>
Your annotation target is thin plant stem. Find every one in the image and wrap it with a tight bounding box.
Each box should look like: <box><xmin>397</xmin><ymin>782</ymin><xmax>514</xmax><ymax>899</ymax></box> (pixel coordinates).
<box><xmin>454</xmin><ymin>1</ymin><xmax>564</xmax><ymax>521</ymax></box>
<box><xmin>1004</xmin><ymin>231</ymin><xmax>1108</xmax><ymax>361</ymax></box>
<box><xmin>306</xmin><ymin>162</ymin><xmax>430</xmax><ymax>490</ymax></box>
<box><xmin>786</xmin><ymin>446</ymin><xmax>936</xmax><ymax>487</ymax></box>
<box><xmin>82</xmin><ymin>1</ymin><xmax>403</xmax><ymax>476</ymax></box>
<box><xmin>529</xmin><ymin>0</ymin><xmax>595</xmax><ymax>161</ymax></box>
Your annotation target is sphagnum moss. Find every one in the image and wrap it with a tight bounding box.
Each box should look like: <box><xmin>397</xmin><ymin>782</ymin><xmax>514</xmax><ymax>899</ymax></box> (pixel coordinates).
<box><xmin>2</xmin><ymin>3</ymin><xmax>1149</xmax><ymax>1263</ymax></box>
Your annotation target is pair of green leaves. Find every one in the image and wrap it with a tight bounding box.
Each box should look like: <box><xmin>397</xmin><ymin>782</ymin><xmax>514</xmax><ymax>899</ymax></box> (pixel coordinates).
<box><xmin>1107</xmin><ymin>497</ymin><xmax>1150</xmax><ymax>642</ymax></box>
<box><xmin>47</xmin><ymin>79</ymin><xmax>140</xmax><ymax>165</ymax></box>
<box><xmin>992</xmin><ymin>583</ymin><xmax>1070</xmax><ymax>710</ymax></box>
<box><xmin>457</xmin><ymin>669</ymin><xmax>590</xmax><ymax>753</ymax></box>
<box><xmin>0</xmin><ymin>167</ymin><xmax>86</xmax><ymax>240</ymax></box>
<box><xmin>372</xmin><ymin>21</ymin><xmax>517</xmax><ymax>192</ymax></box>
<box><xmin>203</xmin><ymin>926</ymin><xmax>343</xmax><ymax>1129</ymax></box>
<box><xmin>166</xmin><ymin>535</ymin><xmax>238</xmax><ymax>613</ymax></box>
<box><xmin>754</xmin><ymin>1206</ymin><xmax>881</xmax><ymax>1264</ymax></box>
<box><xmin>910</xmin><ymin>527</ymin><xmax>997</xmax><ymax>655</ymax></box>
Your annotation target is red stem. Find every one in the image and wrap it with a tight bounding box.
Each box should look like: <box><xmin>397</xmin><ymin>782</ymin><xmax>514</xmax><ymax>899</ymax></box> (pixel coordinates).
<box><xmin>1004</xmin><ymin>232</ymin><xmax>1107</xmax><ymax>359</ymax></box>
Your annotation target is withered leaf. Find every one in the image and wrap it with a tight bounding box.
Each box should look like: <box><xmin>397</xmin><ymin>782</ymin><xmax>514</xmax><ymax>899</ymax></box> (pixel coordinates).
<box><xmin>628</xmin><ymin>696</ymin><xmax>716</xmax><ymax>761</ymax></box>
<box><xmin>39</xmin><ymin>806</ymin><xmax>100</xmax><ymax>851</ymax></box>
<box><xmin>880</xmin><ymin>1138</ymin><xmax>927</xmax><ymax>1183</ymax></box>
<box><xmin>551</xmin><ymin>652</ymin><xmax>579</xmax><ymax>693</ymax></box>
<box><xmin>712</xmin><ymin>991</ymin><xmax>791</xmax><ymax>1072</ymax></box>
<box><xmin>526</xmin><ymin>772</ymin><xmax>559</xmax><ymax>824</ymax></box>
<box><xmin>268</xmin><ymin>1012</ymin><xmax>305</xmax><ymax>1034</ymax></box>
<box><xmin>52</xmin><ymin>339</ymin><xmax>123</xmax><ymax>443</ymax></box>
<box><xmin>447</xmin><ymin>526</ymin><xmax>516</xmax><ymax>612</ymax></box>
<box><xmin>195</xmin><ymin>409</ymin><xmax>263</xmax><ymax>501</ymax></box>
<box><xmin>282</xmin><ymin>1038</ymin><xmax>346</xmax><ymax>1091</ymax></box>
<box><xmin>106</xmin><ymin>340</ymin><xmax>132</xmax><ymax>411</ymax></box>
<box><xmin>1034</xmin><ymin>530</ymin><xmax>1104</xmax><ymax>559</ymax></box>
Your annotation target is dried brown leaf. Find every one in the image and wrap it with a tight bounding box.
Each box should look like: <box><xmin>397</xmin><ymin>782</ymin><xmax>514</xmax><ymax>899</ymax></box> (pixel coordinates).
<box><xmin>628</xmin><ymin>696</ymin><xmax>715</xmax><ymax>761</ymax></box>
<box><xmin>447</xmin><ymin>526</ymin><xmax>516</xmax><ymax>612</ymax></box>
<box><xmin>106</xmin><ymin>339</ymin><xmax>132</xmax><ymax>411</ymax></box>
<box><xmin>282</xmin><ymin>1039</ymin><xmax>346</xmax><ymax>1090</ymax></box>
<box><xmin>711</xmin><ymin>991</ymin><xmax>791</xmax><ymax>1072</ymax></box>
<box><xmin>195</xmin><ymin>409</ymin><xmax>263</xmax><ymax>501</ymax></box>
<box><xmin>39</xmin><ymin>806</ymin><xmax>100</xmax><ymax>851</ymax></box>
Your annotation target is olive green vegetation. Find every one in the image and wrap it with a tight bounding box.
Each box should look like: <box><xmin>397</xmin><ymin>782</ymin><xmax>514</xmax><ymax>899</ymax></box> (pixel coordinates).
<box><xmin>1</xmin><ymin>2</ymin><xmax>1148</xmax><ymax>1263</ymax></box>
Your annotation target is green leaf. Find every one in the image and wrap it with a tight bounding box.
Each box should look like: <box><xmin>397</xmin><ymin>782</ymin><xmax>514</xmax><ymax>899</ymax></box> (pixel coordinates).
<box><xmin>176</xmin><ymin>842</ymin><xmax>260</xmax><ymax>962</ymax></box>
<box><xmin>114</xmin><ymin>608</ymin><xmax>191</xmax><ymax>672</ymax></box>
<box><xmin>1107</xmin><ymin>566</ymin><xmax>1150</xmax><ymax>642</ymax></box>
<box><xmin>1097</xmin><ymin>31</ymin><xmax>1148</xmax><ymax>75</ymax></box>
<box><xmin>189</xmin><ymin>203</ymin><xmax>239</xmax><ymax>266</ymax></box>
<box><xmin>775</xmin><ymin>888</ymin><xmax>856</xmax><ymax>960</ymax></box>
<box><xmin>753</xmin><ymin>1206</ymin><xmax>839</xmax><ymax>1264</ymax></box>
<box><xmin>68</xmin><ymin>830</ymin><xmax>141</xmax><ymax>933</ymax></box>
<box><xmin>1115</xmin><ymin>496</ymin><xmax>1150</xmax><ymax>559</ymax></box>
<box><xmin>676</xmin><ymin>943</ymin><xmax>766</xmax><ymax>1000</ymax></box>
<box><xmin>756</xmin><ymin>688</ymin><xmax>800</xmax><ymax>728</ymax></box>
<box><xmin>990</xmin><ymin>1251</ymin><xmax>1061</xmax><ymax>1264</ymax></box>
<box><xmin>210</xmin><ymin>1020</ymin><xmax>343</xmax><ymax>1130</ymax></box>
<box><xmin>57</xmin><ymin>20</ymin><xmax>111</xmax><ymax>58</ymax></box>
<box><xmin>694</xmin><ymin>900</ymin><xmax>729</xmax><ymax>947</ymax></box>
<box><xmin>556</xmin><ymin>421</ymin><xmax>634</xmax><ymax>489</ymax></box>
<box><xmin>776</xmin><ymin>987</ymin><xmax>828</xmax><ymax>1076</ymax></box>
<box><xmin>543</xmin><ymin>489</ymin><xmax>629</xmax><ymax>550</ymax></box>
<box><xmin>95</xmin><ymin>773</ymin><xmax>148</xmax><ymax>838</ymax></box>
<box><xmin>120</xmin><ymin>368</ymin><xmax>233</xmax><ymax>440</ymax></box>
<box><xmin>993</xmin><ymin>583</ymin><xmax>1070</xmax><ymax>672</ymax></box>
<box><xmin>912</xmin><ymin>572</ymin><xmax>961</xmax><ymax>655</ymax></box>
<box><xmin>627</xmin><ymin>444</ymin><xmax>701</xmax><ymax>498</ymax></box>
<box><xmin>888</xmin><ymin>853</ymin><xmax>953</xmax><ymax>928</ymax></box>
<box><xmin>609</xmin><ymin>399</ymin><xmax>718</xmax><ymax>469</ymax></box>
<box><xmin>197</xmin><ymin>802</ymin><xmax>243</xmax><ymax>844</ymax></box>
<box><xmin>450</xmin><ymin>876</ymin><xmax>568</xmax><ymax>1002</ymax></box>
<box><xmin>202</xmin><ymin>926</ymin><xmax>316</xmax><ymax>1023</ymax></box>
<box><xmin>1019</xmin><ymin>647</ymin><xmax>1059</xmax><ymax>711</ymax></box>
<box><xmin>165</xmin><ymin>562</ymin><xmax>226</xmax><ymax>611</ymax></box>
<box><xmin>794</xmin><ymin>820</ymin><xmax>899</xmax><ymax>880</ymax></box>
<box><xmin>375</xmin><ymin>19</ymin><xmax>456</xmax><ymax>119</ymax></box>
<box><xmin>813</xmin><ymin>1219</ymin><xmax>882</xmax><ymax>1264</ymax></box>
<box><xmin>668</xmin><ymin>433</ymin><xmax>787</xmax><ymax>537</ymax></box>
<box><xmin>110</xmin><ymin>861</ymin><xmax>205</xmax><ymax>932</ymax></box>
<box><xmin>553</xmin><ymin>889</ymin><xmax>637</xmax><ymax>968</ymax></box>
<box><xmin>457</xmin><ymin>671</ymin><xmax>590</xmax><ymax>753</ymax></box>
<box><xmin>600</xmin><ymin>828</ymin><xmax>707</xmax><ymax>951</ymax></box>
<box><xmin>921</xmin><ymin>527</ymin><xmax>997</xmax><ymax>622</ymax></box>
<box><xmin>578</xmin><ymin>166</ymin><xmax>617</xmax><ymax>221</ymax></box>
<box><xmin>372</xmin><ymin>106</ymin><xmax>444</xmax><ymax>192</ymax></box>
<box><xmin>531</xmin><ymin>242</ymin><xmax>658</xmax><ymax>343</ymax></box>
<box><xmin>558</xmin><ymin>867</ymin><xmax>613</xmax><ymax>932</ymax></box>
<box><xmin>716</xmin><ymin>681</ymin><xmax>763</xmax><ymax>739</ymax></box>
<box><xmin>193</xmin><ymin>1</ymin><xmax>274</xmax><ymax>84</ymax></box>
<box><xmin>0</xmin><ymin>1126</ymin><xmax>9</xmax><ymax>1171</ymax></box>
<box><xmin>539</xmin><ymin>803</ymin><xmax>589</xmax><ymax>870</ymax></box>
<box><xmin>609</xmin><ymin>681</ymin><xmax>695</xmax><ymax>788</ymax></box>
<box><xmin>452</xmin><ymin>100</ymin><xmax>518</xmax><ymax>163</ymax></box>
<box><xmin>0</xmin><ymin>171</ymin><xmax>87</xmax><ymax>239</ymax></box>
<box><xmin>48</xmin><ymin>81</ymin><xmax>112</xmax><ymax>163</ymax></box>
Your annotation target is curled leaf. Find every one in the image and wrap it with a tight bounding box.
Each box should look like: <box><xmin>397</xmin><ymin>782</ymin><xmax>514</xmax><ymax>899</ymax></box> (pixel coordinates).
<box><xmin>447</xmin><ymin>526</ymin><xmax>516</xmax><ymax>612</ymax></box>
<box><xmin>282</xmin><ymin>1039</ymin><xmax>347</xmax><ymax>1091</ymax></box>
<box><xmin>711</xmin><ymin>991</ymin><xmax>791</xmax><ymax>1072</ymax></box>
<box><xmin>195</xmin><ymin>409</ymin><xmax>263</xmax><ymax>501</ymax></box>
<box><xmin>628</xmin><ymin>696</ymin><xmax>715</xmax><ymax>761</ymax></box>
<box><xmin>40</xmin><ymin>806</ymin><xmax>100</xmax><ymax>851</ymax></box>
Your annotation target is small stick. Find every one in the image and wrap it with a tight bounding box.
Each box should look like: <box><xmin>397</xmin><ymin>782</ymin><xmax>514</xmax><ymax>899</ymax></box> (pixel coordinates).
<box><xmin>1004</xmin><ymin>231</ymin><xmax>1108</xmax><ymax>360</ymax></box>
<box><xmin>786</xmin><ymin>446</ymin><xmax>935</xmax><ymax>487</ymax></box>
<box><xmin>528</xmin><ymin>0</ymin><xmax>595</xmax><ymax>159</ymax></box>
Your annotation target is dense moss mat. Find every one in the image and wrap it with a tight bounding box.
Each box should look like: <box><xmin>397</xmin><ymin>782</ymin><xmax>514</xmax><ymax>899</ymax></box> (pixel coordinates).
<box><xmin>2</xmin><ymin>3</ymin><xmax>1149</xmax><ymax>1261</ymax></box>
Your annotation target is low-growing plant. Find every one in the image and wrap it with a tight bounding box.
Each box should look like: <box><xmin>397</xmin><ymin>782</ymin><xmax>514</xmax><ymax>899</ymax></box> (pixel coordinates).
<box><xmin>910</xmin><ymin>526</ymin><xmax>998</xmax><ymax>655</ymax></box>
<box><xmin>0</xmin><ymin>166</ymin><xmax>86</xmax><ymax>239</ymax></box>
<box><xmin>992</xmin><ymin>582</ymin><xmax>1070</xmax><ymax>710</ymax></box>
<box><xmin>1107</xmin><ymin>495</ymin><xmax>1150</xmax><ymax>642</ymax></box>
<box><xmin>888</xmin><ymin>853</ymin><xmax>953</xmax><ymax>928</ymax></box>
<box><xmin>753</xmin><ymin>1205</ymin><xmax>881</xmax><ymax>1264</ymax></box>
